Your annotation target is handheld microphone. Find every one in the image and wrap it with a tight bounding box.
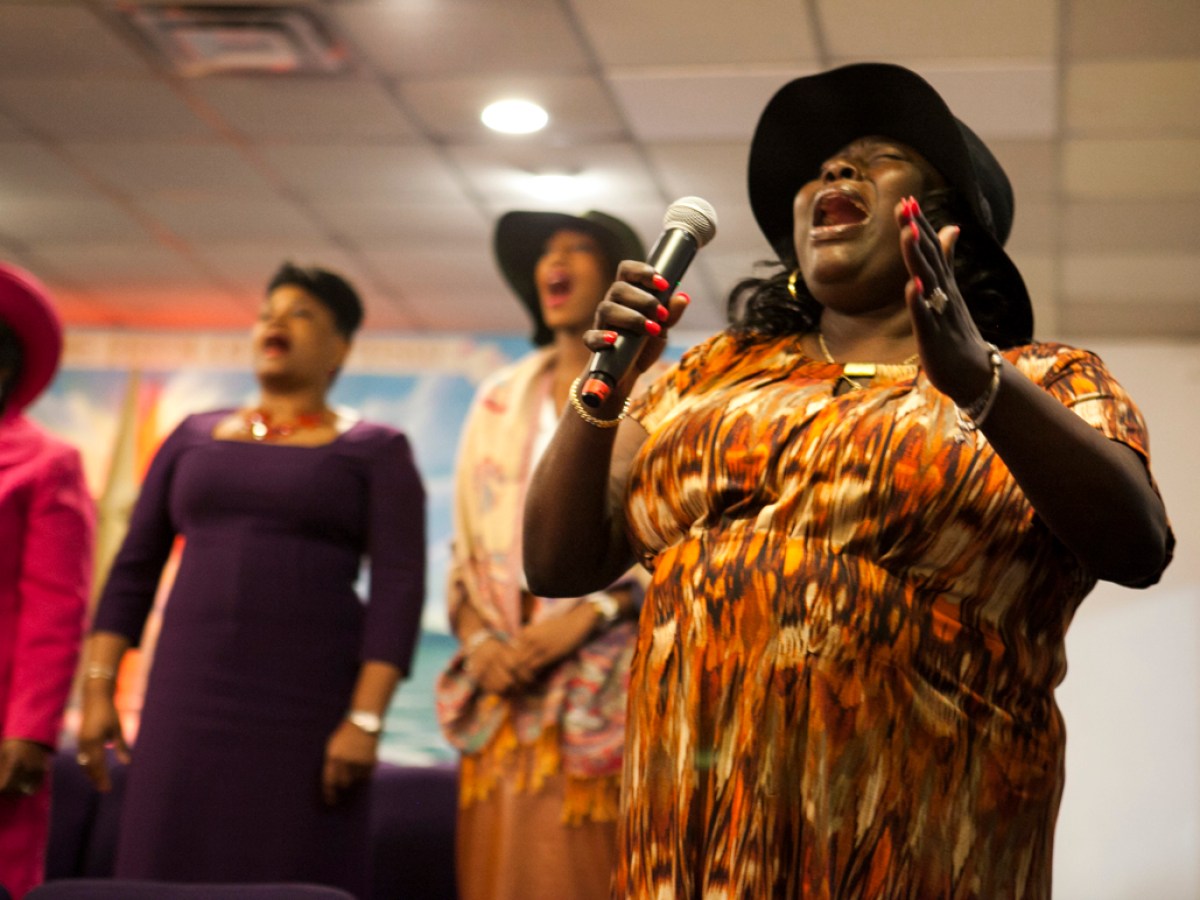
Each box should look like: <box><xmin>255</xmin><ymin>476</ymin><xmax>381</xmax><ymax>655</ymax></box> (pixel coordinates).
<box><xmin>580</xmin><ymin>197</ymin><xmax>718</xmax><ymax>408</ymax></box>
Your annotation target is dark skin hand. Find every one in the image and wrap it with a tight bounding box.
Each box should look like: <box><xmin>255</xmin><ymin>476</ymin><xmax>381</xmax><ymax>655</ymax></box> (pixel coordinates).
<box><xmin>898</xmin><ymin>195</ymin><xmax>1169</xmax><ymax>585</ymax></box>
<box><xmin>0</xmin><ymin>738</ymin><xmax>51</xmax><ymax>796</ymax></box>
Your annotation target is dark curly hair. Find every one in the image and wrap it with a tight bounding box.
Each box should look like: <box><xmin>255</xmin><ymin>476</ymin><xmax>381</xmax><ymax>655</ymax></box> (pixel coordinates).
<box><xmin>727</xmin><ymin>187</ymin><xmax>1023</xmax><ymax>349</ymax></box>
<box><xmin>267</xmin><ymin>262</ymin><xmax>364</xmax><ymax>339</ymax></box>
<box><xmin>0</xmin><ymin>320</ymin><xmax>22</xmax><ymax>415</ymax></box>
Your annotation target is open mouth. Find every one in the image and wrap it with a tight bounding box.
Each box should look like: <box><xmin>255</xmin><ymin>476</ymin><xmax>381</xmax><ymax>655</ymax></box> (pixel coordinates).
<box><xmin>543</xmin><ymin>274</ymin><xmax>572</xmax><ymax>306</ymax></box>
<box><xmin>261</xmin><ymin>333</ymin><xmax>291</xmax><ymax>355</ymax></box>
<box><xmin>811</xmin><ymin>188</ymin><xmax>870</xmax><ymax>234</ymax></box>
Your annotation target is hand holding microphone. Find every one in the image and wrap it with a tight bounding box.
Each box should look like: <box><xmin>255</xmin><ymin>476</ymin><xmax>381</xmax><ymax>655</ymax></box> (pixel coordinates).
<box><xmin>581</xmin><ymin>197</ymin><xmax>718</xmax><ymax>407</ymax></box>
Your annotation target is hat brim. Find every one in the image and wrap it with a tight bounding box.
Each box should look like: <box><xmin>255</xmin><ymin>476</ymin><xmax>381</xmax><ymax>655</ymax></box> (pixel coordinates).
<box><xmin>0</xmin><ymin>263</ymin><xmax>63</xmax><ymax>415</ymax></box>
<box><xmin>748</xmin><ymin>63</ymin><xmax>1032</xmax><ymax>345</ymax></box>
<box><xmin>494</xmin><ymin>211</ymin><xmax>646</xmax><ymax>346</ymax></box>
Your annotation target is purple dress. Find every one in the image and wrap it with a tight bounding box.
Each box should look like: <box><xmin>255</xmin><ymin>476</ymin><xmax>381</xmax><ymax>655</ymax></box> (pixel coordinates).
<box><xmin>92</xmin><ymin>411</ymin><xmax>426</xmax><ymax>897</ymax></box>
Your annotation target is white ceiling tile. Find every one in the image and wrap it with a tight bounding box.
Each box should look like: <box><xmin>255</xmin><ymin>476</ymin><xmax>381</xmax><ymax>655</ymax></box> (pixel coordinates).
<box><xmin>0</xmin><ymin>78</ymin><xmax>212</xmax><ymax>140</ymax></box>
<box><xmin>1064</xmin><ymin>139</ymin><xmax>1200</xmax><ymax>198</ymax></box>
<box><xmin>308</xmin><ymin>198</ymin><xmax>489</xmax><ymax>245</ymax></box>
<box><xmin>449</xmin><ymin>142</ymin><xmax>663</xmax><ymax>208</ymax></box>
<box><xmin>1005</xmin><ymin>198</ymin><xmax>1058</xmax><ymax>255</ymax></box>
<box><xmin>1064</xmin><ymin>200</ymin><xmax>1200</xmax><ymax>253</ymax></box>
<box><xmin>401</xmin><ymin>74</ymin><xmax>624</xmax><ymax>143</ymax></box>
<box><xmin>1059</xmin><ymin>301</ymin><xmax>1200</xmax><ymax>339</ymax></box>
<box><xmin>0</xmin><ymin>4</ymin><xmax>152</xmax><ymax>77</ymax></box>
<box><xmin>332</xmin><ymin>0</ymin><xmax>589</xmax><ymax>78</ymax></box>
<box><xmin>0</xmin><ymin>142</ymin><xmax>112</xmax><ymax>199</ymax></box>
<box><xmin>573</xmin><ymin>0</ymin><xmax>819</xmax><ymax>67</ymax></box>
<box><xmin>0</xmin><ymin>196</ymin><xmax>147</xmax><ymax>242</ymax></box>
<box><xmin>1064</xmin><ymin>254</ymin><xmax>1200</xmax><ymax>300</ymax></box>
<box><xmin>643</xmin><ymin>141</ymin><xmax>751</xmax><ymax>223</ymax></box>
<box><xmin>139</xmin><ymin>195</ymin><xmax>327</xmax><ymax>242</ymax></box>
<box><xmin>988</xmin><ymin>140</ymin><xmax>1059</xmax><ymax>202</ymax></box>
<box><xmin>1068</xmin><ymin>61</ymin><xmax>1200</xmax><ymax>136</ymax></box>
<box><xmin>189</xmin><ymin>76</ymin><xmax>420</xmax><ymax>140</ymax></box>
<box><xmin>65</xmin><ymin>141</ymin><xmax>278</xmax><ymax>199</ymax></box>
<box><xmin>821</xmin><ymin>0</ymin><xmax>1058</xmax><ymax>59</ymax></box>
<box><xmin>1067</xmin><ymin>0</ymin><xmax>1200</xmax><ymax>60</ymax></box>
<box><xmin>610</xmin><ymin>68</ymin><xmax>810</xmax><ymax>142</ymax></box>
<box><xmin>258</xmin><ymin>143</ymin><xmax>464</xmax><ymax>202</ymax></box>
<box><xmin>1008</xmin><ymin>252</ymin><xmax>1060</xmax><ymax>339</ymax></box>
<box><xmin>903</xmin><ymin>64</ymin><xmax>1059</xmax><ymax>140</ymax></box>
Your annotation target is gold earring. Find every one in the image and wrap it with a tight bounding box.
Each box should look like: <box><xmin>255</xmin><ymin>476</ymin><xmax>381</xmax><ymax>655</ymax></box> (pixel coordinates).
<box><xmin>787</xmin><ymin>269</ymin><xmax>800</xmax><ymax>301</ymax></box>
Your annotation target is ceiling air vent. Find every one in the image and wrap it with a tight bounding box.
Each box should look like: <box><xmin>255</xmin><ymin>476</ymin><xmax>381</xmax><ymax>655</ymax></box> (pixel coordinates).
<box><xmin>120</xmin><ymin>3</ymin><xmax>349</xmax><ymax>76</ymax></box>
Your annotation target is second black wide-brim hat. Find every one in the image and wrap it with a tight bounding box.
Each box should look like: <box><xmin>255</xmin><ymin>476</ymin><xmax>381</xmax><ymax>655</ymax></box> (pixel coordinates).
<box><xmin>494</xmin><ymin>210</ymin><xmax>646</xmax><ymax>346</ymax></box>
<box><xmin>748</xmin><ymin>62</ymin><xmax>1033</xmax><ymax>347</ymax></box>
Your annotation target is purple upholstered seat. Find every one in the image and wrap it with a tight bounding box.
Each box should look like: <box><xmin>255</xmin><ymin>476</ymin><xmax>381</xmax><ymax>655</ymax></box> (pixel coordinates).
<box><xmin>27</xmin><ymin>882</ymin><xmax>357</xmax><ymax>899</ymax></box>
<box><xmin>367</xmin><ymin>762</ymin><xmax>459</xmax><ymax>900</ymax></box>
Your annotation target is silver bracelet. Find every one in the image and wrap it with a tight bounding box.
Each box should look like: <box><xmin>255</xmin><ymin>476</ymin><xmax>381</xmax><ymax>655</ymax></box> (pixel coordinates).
<box><xmin>956</xmin><ymin>343</ymin><xmax>1003</xmax><ymax>433</ymax></box>
<box><xmin>462</xmin><ymin>629</ymin><xmax>495</xmax><ymax>656</ymax></box>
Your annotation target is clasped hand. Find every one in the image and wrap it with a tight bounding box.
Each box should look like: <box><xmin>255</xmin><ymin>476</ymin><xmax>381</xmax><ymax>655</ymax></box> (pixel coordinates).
<box><xmin>466</xmin><ymin>603</ymin><xmax>598</xmax><ymax>695</ymax></box>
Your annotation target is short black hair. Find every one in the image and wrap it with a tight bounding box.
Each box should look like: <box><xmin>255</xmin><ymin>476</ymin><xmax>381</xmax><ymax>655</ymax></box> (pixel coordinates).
<box><xmin>0</xmin><ymin>319</ymin><xmax>23</xmax><ymax>415</ymax></box>
<box><xmin>267</xmin><ymin>262</ymin><xmax>364</xmax><ymax>339</ymax></box>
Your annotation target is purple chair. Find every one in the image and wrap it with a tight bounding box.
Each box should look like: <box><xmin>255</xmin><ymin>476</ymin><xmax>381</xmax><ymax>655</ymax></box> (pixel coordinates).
<box><xmin>27</xmin><ymin>883</ymin><xmax>356</xmax><ymax>899</ymax></box>
<box><xmin>367</xmin><ymin>762</ymin><xmax>459</xmax><ymax>900</ymax></box>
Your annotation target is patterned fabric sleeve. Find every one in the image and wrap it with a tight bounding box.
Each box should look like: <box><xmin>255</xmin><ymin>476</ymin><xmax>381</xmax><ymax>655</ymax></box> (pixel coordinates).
<box><xmin>1035</xmin><ymin>345</ymin><xmax>1151</xmax><ymax>460</ymax></box>
<box><xmin>628</xmin><ymin>331</ymin><xmax>731</xmax><ymax>434</ymax></box>
<box><xmin>1029</xmin><ymin>343</ymin><xmax>1174</xmax><ymax>586</ymax></box>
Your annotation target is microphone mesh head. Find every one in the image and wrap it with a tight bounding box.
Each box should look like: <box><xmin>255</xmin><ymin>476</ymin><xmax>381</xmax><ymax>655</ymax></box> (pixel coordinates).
<box><xmin>663</xmin><ymin>197</ymin><xmax>718</xmax><ymax>248</ymax></box>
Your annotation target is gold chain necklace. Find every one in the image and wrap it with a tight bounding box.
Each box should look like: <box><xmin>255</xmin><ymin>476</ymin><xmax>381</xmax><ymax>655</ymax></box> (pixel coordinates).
<box><xmin>816</xmin><ymin>332</ymin><xmax>919</xmax><ymax>392</ymax></box>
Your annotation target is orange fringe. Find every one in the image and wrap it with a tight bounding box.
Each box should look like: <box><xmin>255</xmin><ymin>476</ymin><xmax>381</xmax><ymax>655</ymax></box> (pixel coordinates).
<box><xmin>458</xmin><ymin>717</ymin><xmax>621</xmax><ymax>825</ymax></box>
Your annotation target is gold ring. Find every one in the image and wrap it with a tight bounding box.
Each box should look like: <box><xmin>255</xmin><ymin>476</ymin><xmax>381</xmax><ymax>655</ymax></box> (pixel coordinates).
<box><xmin>76</xmin><ymin>751</ymin><xmax>91</xmax><ymax>766</ymax></box>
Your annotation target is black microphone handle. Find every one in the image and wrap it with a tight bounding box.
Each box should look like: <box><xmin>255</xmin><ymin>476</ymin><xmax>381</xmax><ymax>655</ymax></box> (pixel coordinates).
<box><xmin>580</xmin><ymin>229</ymin><xmax>699</xmax><ymax>408</ymax></box>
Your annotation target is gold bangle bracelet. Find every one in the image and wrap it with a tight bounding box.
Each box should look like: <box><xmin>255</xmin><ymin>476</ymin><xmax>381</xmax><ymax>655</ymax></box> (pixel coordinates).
<box><xmin>84</xmin><ymin>664</ymin><xmax>116</xmax><ymax>680</ymax></box>
<box><xmin>570</xmin><ymin>377</ymin><xmax>629</xmax><ymax>429</ymax></box>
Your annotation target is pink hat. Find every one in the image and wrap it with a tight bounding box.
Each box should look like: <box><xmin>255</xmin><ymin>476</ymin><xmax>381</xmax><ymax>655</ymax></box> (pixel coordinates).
<box><xmin>0</xmin><ymin>262</ymin><xmax>64</xmax><ymax>415</ymax></box>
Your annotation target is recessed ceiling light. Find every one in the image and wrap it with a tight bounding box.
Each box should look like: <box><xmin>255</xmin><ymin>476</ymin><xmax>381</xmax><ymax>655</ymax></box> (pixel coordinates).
<box><xmin>481</xmin><ymin>99</ymin><xmax>549</xmax><ymax>135</ymax></box>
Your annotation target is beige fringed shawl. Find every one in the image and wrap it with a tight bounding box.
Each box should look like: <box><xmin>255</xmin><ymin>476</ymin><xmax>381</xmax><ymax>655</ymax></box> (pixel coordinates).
<box><xmin>435</xmin><ymin>347</ymin><xmax>640</xmax><ymax>822</ymax></box>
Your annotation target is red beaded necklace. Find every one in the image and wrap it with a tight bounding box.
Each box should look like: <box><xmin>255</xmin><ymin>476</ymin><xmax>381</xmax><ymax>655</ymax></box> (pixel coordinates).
<box><xmin>242</xmin><ymin>408</ymin><xmax>328</xmax><ymax>442</ymax></box>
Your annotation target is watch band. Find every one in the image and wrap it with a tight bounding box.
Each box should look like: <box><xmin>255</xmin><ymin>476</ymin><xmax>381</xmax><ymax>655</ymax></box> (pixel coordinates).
<box><xmin>588</xmin><ymin>594</ymin><xmax>621</xmax><ymax>628</ymax></box>
<box><xmin>347</xmin><ymin>710</ymin><xmax>383</xmax><ymax>736</ymax></box>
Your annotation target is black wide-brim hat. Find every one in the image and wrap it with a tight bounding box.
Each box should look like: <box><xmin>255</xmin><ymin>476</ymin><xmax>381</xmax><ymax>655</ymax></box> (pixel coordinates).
<box><xmin>748</xmin><ymin>62</ymin><xmax>1033</xmax><ymax>346</ymax></box>
<box><xmin>494</xmin><ymin>210</ymin><xmax>646</xmax><ymax>346</ymax></box>
<box><xmin>0</xmin><ymin>262</ymin><xmax>63</xmax><ymax>418</ymax></box>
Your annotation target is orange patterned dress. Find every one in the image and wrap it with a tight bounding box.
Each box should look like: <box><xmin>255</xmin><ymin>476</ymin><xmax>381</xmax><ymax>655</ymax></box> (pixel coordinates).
<box><xmin>617</xmin><ymin>332</ymin><xmax>1166</xmax><ymax>899</ymax></box>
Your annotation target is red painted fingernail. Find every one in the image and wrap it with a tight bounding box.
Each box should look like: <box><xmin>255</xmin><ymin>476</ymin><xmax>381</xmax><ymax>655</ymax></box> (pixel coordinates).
<box><xmin>910</xmin><ymin>221</ymin><xmax>920</xmax><ymax>240</ymax></box>
<box><xmin>913</xmin><ymin>276</ymin><xmax>924</xmax><ymax>295</ymax></box>
<box><xmin>676</xmin><ymin>292</ymin><xmax>691</xmax><ymax>305</ymax></box>
<box><xmin>910</xmin><ymin>197</ymin><xmax>922</xmax><ymax>216</ymax></box>
<box><xmin>602</xmin><ymin>331</ymin><xmax>617</xmax><ymax>344</ymax></box>
<box><xmin>903</xmin><ymin>197</ymin><xmax>914</xmax><ymax>218</ymax></box>
<box><xmin>651</xmin><ymin>274</ymin><xmax>670</xmax><ymax>291</ymax></box>
<box><xmin>655</xmin><ymin>304</ymin><xmax>669</xmax><ymax>321</ymax></box>
<box><xmin>645</xmin><ymin>320</ymin><xmax>662</xmax><ymax>337</ymax></box>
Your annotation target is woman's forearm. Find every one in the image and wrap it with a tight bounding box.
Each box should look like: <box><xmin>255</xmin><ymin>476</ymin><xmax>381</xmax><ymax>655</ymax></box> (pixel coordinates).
<box><xmin>979</xmin><ymin>362</ymin><xmax>1170</xmax><ymax>586</ymax></box>
<box><xmin>523</xmin><ymin>400</ymin><xmax>644</xmax><ymax>597</ymax></box>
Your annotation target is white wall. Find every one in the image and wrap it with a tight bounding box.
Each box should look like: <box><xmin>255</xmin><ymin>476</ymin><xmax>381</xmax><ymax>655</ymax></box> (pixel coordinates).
<box><xmin>1053</xmin><ymin>341</ymin><xmax>1200</xmax><ymax>900</ymax></box>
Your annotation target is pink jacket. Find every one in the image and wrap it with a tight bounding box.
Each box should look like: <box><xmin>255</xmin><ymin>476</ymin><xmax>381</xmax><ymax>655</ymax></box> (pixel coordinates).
<box><xmin>0</xmin><ymin>413</ymin><xmax>93</xmax><ymax>899</ymax></box>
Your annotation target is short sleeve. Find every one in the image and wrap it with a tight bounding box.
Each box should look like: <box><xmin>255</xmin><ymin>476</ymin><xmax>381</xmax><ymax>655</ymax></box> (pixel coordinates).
<box><xmin>629</xmin><ymin>332</ymin><xmax>735</xmax><ymax>434</ymax></box>
<box><xmin>1034</xmin><ymin>346</ymin><xmax>1152</xmax><ymax>461</ymax></box>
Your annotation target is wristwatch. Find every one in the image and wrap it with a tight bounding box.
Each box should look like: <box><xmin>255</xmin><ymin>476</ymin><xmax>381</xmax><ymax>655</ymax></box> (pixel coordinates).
<box><xmin>346</xmin><ymin>710</ymin><xmax>383</xmax><ymax>736</ymax></box>
<box><xmin>588</xmin><ymin>594</ymin><xmax>621</xmax><ymax>630</ymax></box>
